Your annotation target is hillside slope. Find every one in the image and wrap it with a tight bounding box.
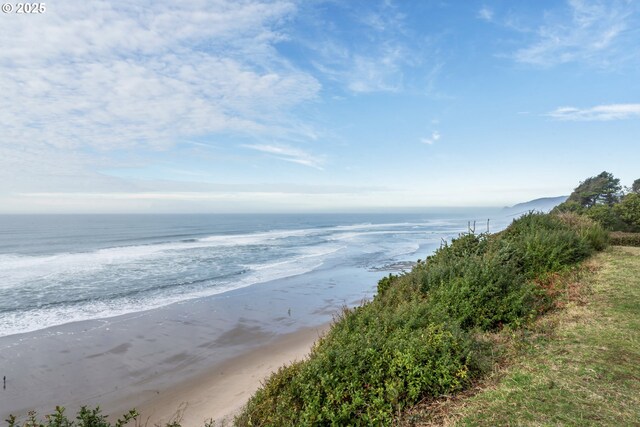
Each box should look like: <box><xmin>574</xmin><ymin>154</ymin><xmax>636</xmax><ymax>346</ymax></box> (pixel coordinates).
<box><xmin>419</xmin><ymin>246</ymin><xmax>640</xmax><ymax>426</ymax></box>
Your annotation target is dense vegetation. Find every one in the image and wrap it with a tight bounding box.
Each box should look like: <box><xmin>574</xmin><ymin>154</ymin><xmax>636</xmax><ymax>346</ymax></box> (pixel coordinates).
<box><xmin>13</xmin><ymin>172</ymin><xmax>633</xmax><ymax>426</ymax></box>
<box><xmin>5</xmin><ymin>407</ymin><xmax>139</xmax><ymax>427</ymax></box>
<box><xmin>553</xmin><ymin>171</ymin><xmax>640</xmax><ymax>232</ymax></box>
<box><xmin>610</xmin><ymin>231</ymin><xmax>640</xmax><ymax>247</ymax></box>
<box><xmin>236</xmin><ymin>212</ymin><xmax>607</xmax><ymax>426</ymax></box>
<box><xmin>437</xmin><ymin>246</ymin><xmax>640</xmax><ymax>425</ymax></box>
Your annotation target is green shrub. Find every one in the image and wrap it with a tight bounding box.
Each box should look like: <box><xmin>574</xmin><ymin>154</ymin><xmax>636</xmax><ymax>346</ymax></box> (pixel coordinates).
<box><xmin>584</xmin><ymin>204</ymin><xmax>625</xmax><ymax>230</ymax></box>
<box><xmin>555</xmin><ymin>212</ymin><xmax>609</xmax><ymax>251</ymax></box>
<box><xmin>411</xmin><ymin>232</ymin><xmax>533</xmax><ymax>330</ymax></box>
<box><xmin>417</xmin><ymin>233</ymin><xmax>490</xmax><ymax>294</ymax></box>
<box><xmin>6</xmin><ymin>407</ymin><xmax>138</xmax><ymax>427</ymax></box>
<box><xmin>609</xmin><ymin>231</ymin><xmax>640</xmax><ymax>247</ymax></box>
<box><xmin>413</xmin><ymin>213</ymin><xmax>605</xmax><ymax>331</ymax></box>
<box><xmin>551</xmin><ymin>200</ymin><xmax>584</xmax><ymax>214</ymax></box>
<box><xmin>509</xmin><ymin>225</ymin><xmax>589</xmax><ymax>278</ymax></box>
<box><xmin>425</xmin><ymin>250</ymin><xmax>537</xmax><ymax>330</ymax></box>
<box><xmin>615</xmin><ymin>193</ymin><xmax>640</xmax><ymax>231</ymax></box>
<box><xmin>376</xmin><ymin>273</ymin><xmax>398</xmax><ymax>297</ymax></box>
<box><xmin>237</xmin><ymin>299</ymin><xmax>476</xmax><ymax>426</ymax></box>
<box><xmin>503</xmin><ymin>212</ymin><xmax>604</xmax><ymax>269</ymax></box>
<box><xmin>237</xmin><ymin>211</ymin><xmax>608</xmax><ymax>426</ymax></box>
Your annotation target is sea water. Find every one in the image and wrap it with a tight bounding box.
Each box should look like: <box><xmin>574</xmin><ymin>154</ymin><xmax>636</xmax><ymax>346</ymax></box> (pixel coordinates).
<box><xmin>0</xmin><ymin>212</ymin><xmax>508</xmax><ymax>338</ymax></box>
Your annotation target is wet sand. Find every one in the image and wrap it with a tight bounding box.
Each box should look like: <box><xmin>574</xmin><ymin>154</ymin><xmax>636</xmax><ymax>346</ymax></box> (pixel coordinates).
<box><xmin>0</xmin><ymin>259</ymin><xmax>384</xmax><ymax>424</ymax></box>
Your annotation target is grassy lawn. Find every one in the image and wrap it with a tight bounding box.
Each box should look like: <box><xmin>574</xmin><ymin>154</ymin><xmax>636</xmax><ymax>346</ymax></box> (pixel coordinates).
<box><xmin>447</xmin><ymin>246</ymin><xmax>640</xmax><ymax>426</ymax></box>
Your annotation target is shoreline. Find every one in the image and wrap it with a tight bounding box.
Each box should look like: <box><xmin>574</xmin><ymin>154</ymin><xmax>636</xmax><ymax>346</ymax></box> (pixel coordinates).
<box><xmin>0</xmin><ymin>220</ymin><xmax>455</xmax><ymax>423</ymax></box>
<box><xmin>124</xmin><ymin>323</ymin><xmax>330</xmax><ymax>426</ymax></box>
<box><xmin>0</xmin><ymin>260</ymin><xmax>377</xmax><ymax>423</ymax></box>
<box><xmin>0</xmin><ymin>214</ymin><xmax>511</xmax><ymax>425</ymax></box>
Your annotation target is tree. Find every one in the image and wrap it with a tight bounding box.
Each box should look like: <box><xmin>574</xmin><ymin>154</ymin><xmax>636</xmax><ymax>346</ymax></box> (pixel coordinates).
<box><xmin>615</xmin><ymin>193</ymin><xmax>640</xmax><ymax>231</ymax></box>
<box><xmin>566</xmin><ymin>171</ymin><xmax>622</xmax><ymax>208</ymax></box>
<box><xmin>632</xmin><ymin>178</ymin><xmax>640</xmax><ymax>194</ymax></box>
<box><xmin>585</xmin><ymin>204</ymin><xmax>622</xmax><ymax>230</ymax></box>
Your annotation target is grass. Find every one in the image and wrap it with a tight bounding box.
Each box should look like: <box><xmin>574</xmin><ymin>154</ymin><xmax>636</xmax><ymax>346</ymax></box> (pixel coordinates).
<box><xmin>402</xmin><ymin>246</ymin><xmax>640</xmax><ymax>426</ymax></box>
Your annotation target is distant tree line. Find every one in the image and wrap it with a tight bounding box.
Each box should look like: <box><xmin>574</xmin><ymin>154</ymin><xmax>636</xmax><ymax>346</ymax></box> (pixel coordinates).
<box><xmin>553</xmin><ymin>171</ymin><xmax>640</xmax><ymax>232</ymax></box>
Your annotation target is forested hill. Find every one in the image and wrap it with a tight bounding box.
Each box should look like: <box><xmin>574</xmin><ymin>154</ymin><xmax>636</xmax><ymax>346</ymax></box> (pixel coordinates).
<box><xmin>503</xmin><ymin>196</ymin><xmax>568</xmax><ymax>214</ymax></box>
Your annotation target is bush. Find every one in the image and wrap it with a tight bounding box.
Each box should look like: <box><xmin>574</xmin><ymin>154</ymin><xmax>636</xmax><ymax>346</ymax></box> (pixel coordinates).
<box><xmin>584</xmin><ymin>204</ymin><xmax>626</xmax><ymax>230</ymax></box>
<box><xmin>615</xmin><ymin>193</ymin><xmax>640</xmax><ymax>231</ymax></box>
<box><xmin>376</xmin><ymin>273</ymin><xmax>399</xmax><ymax>297</ymax></box>
<box><xmin>504</xmin><ymin>218</ymin><xmax>590</xmax><ymax>278</ymax></box>
<box><xmin>237</xmin><ymin>301</ymin><xmax>475</xmax><ymax>426</ymax></box>
<box><xmin>234</xmin><ymin>212</ymin><xmax>608</xmax><ymax>425</ymax></box>
<box><xmin>554</xmin><ymin>212</ymin><xmax>609</xmax><ymax>251</ymax></box>
<box><xmin>425</xmin><ymin>249</ymin><xmax>536</xmax><ymax>330</ymax></box>
<box><xmin>417</xmin><ymin>233</ymin><xmax>490</xmax><ymax>294</ymax></box>
<box><xmin>6</xmin><ymin>407</ymin><xmax>138</xmax><ymax>427</ymax></box>
<box><xmin>412</xmin><ymin>232</ymin><xmax>534</xmax><ymax>330</ymax></box>
<box><xmin>552</xmin><ymin>200</ymin><xmax>584</xmax><ymax>214</ymax></box>
<box><xmin>609</xmin><ymin>231</ymin><xmax>640</xmax><ymax>247</ymax></box>
<box><xmin>416</xmin><ymin>213</ymin><xmax>605</xmax><ymax>331</ymax></box>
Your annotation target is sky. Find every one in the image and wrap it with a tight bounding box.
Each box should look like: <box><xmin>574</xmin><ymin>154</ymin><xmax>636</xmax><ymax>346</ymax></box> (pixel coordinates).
<box><xmin>1</xmin><ymin>0</ymin><xmax>639</xmax><ymax>213</ymax></box>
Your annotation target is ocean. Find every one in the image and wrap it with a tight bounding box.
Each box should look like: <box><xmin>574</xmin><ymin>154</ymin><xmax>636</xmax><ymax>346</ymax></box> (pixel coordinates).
<box><xmin>0</xmin><ymin>212</ymin><xmax>507</xmax><ymax>338</ymax></box>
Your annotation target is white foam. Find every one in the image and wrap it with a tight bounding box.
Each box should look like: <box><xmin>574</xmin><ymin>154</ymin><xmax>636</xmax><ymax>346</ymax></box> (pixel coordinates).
<box><xmin>331</xmin><ymin>220</ymin><xmax>454</xmax><ymax>231</ymax></box>
<box><xmin>0</xmin><ymin>224</ymin><xmax>438</xmax><ymax>287</ymax></box>
<box><xmin>0</xmin><ymin>230</ymin><xmax>319</xmax><ymax>289</ymax></box>
<box><xmin>0</xmin><ymin>219</ymin><xmax>461</xmax><ymax>337</ymax></box>
<box><xmin>0</xmin><ymin>243</ymin><xmax>345</xmax><ymax>338</ymax></box>
<box><xmin>198</xmin><ymin>228</ymin><xmax>319</xmax><ymax>244</ymax></box>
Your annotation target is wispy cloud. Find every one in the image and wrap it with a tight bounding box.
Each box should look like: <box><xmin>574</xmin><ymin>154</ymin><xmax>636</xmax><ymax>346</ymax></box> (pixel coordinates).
<box><xmin>242</xmin><ymin>144</ymin><xmax>324</xmax><ymax>169</ymax></box>
<box><xmin>421</xmin><ymin>131</ymin><xmax>441</xmax><ymax>145</ymax></box>
<box><xmin>0</xmin><ymin>0</ymin><xmax>327</xmax><ymax>196</ymax></box>
<box><xmin>299</xmin><ymin>1</ymin><xmax>430</xmax><ymax>94</ymax></box>
<box><xmin>547</xmin><ymin>103</ymin><xmax>640</xmax><ymax>121</ymax></box>
<box><xmin>513</xmin><ymin>0</ymin><xmax>639</xmax><ymax>67</ymax></box>
<box><xmin>0</xmin><ymin>1</ymin><xmax>320</xmax><ymax>152</ymax></box>
<box><xmin>311</xmin><ymin>47</ymin><xmax>406</xmax><ymax>94</ymax></box>
<box><xmin>346</xmin><ymin>47</ymin><xmax>406</xmax><ymax>93</ymax></box>
<box><xmin>478</xmin><ymin>6</ymin><xmax>494</xmax><ymax>22</ymax></box>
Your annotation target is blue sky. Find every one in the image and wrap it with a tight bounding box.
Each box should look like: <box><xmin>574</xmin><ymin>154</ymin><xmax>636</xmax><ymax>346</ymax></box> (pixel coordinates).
<box><xmin>1</xmin><ymin>0</ymin><xmax>639</xmax><ymax>213</ymax></box>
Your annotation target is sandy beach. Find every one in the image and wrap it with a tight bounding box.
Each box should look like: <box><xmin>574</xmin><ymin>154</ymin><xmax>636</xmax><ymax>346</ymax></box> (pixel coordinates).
<box><xmin>0</xmin><ymin>259</ymin><xmax>384</xmax><ymax>424</ymax></box>
<box><xmin>130</xmin><ymin>324</ymin><xmax>329</xmax><ymax>426</ymax></box>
